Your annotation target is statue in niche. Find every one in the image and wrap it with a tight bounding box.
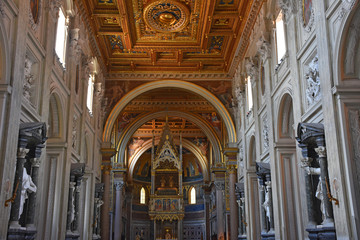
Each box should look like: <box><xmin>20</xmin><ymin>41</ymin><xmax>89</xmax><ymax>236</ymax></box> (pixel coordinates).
<box><xmin>160</xmin><ymin>176</ymin><xmax>166</xmax><ymax>188</ymax></box>
<box><xmin>262</xmin><ymin>188</ymin><xmax>271</xmax><ymax>221</ymax></box>
<box><xmin>169</xmin><ymin>176</ymin><xmax>174</xmax><ymax>188</ymax></box>
<box><xmin>165</xmin><ymin>229</ymin><xmax>171</xmax><ymax>239</ymax></box>
<box><xmin>19</xmin><ymin>168</ymin><xmax>37</xmax><ymax>218</ymax></box>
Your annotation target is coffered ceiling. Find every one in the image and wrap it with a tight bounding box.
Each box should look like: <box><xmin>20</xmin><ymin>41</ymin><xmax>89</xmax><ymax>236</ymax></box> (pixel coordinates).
<box><xmin>77</xmin><ymin>0</ymin><xmax>261</xmax><ymax>74</ymax></box>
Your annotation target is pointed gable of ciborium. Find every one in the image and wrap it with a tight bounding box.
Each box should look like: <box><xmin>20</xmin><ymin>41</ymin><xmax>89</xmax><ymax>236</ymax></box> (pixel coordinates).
<box><xmin>153</xmin><ymin>118</ymin><xmax>180</xmax><ymax>170</ymax></box>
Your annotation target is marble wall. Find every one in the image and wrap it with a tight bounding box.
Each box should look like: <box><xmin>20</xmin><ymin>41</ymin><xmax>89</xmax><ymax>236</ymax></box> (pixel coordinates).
<box><xmin>0</xmin><ymin>0</ymin><xmax>104</xmax><ymax>239</ymax></box>
<box><xmin>232</xmin><ymin>0</ymin><xmax>360</xmax><ymax>239</ymax></box>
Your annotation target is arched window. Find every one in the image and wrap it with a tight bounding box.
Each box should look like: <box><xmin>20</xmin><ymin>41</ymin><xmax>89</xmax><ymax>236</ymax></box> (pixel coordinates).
<box><xmin>55</xmin><ymin>8</ymin><xmax>68</xmax><ymax>66</ymax></box>
<box><xmin>140</xmin><ymin>187</ymin><xmax>146</xmax><ymax>204</ymax></box>
<box><xmin>275</xmin><ymin>11</ymin><xmax>286</xmax><ymax>63</ymax></box>
<box><xmin>247</xmin><ymin>76</ymin><xmax>253</xmax><ymax>110</ymax></box>
<box><xmin>189</xmin><ymin>186</ymin><xmax>196</xmax><ymax>204</ymax></box>
<box><xmin>86</xmin><ymin>74</ymin><xmax>95</xmax><ymax>113</ymax></box>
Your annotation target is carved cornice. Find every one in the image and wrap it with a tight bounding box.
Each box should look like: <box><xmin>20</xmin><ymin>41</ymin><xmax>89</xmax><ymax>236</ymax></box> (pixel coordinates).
<box><xmin>228</xmin><ymin>0</ymin><xmax>264</xmax><ymax>76</ymax></box>
<box><xmin>106</xmin><ymin>73</ymin><xmax>232</xmax><ymax>81</ymax></box>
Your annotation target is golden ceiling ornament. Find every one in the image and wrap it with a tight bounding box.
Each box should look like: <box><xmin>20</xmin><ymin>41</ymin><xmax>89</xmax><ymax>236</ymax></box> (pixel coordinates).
<box><xmin>143</xmin><ymin>0</ymin><xmax>190</xmax><ymax>33</ymax></box>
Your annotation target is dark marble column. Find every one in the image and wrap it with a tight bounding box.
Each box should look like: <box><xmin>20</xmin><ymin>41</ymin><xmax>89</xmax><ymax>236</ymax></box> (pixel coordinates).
<box><xmin>25</xmin><ymin>144</ymin><xmax>44</xmax><ymax>230</ymax></box>
<box><xmin>93</xmin><ymin>197</ymin><xmax>99</xmax><ymax>237</ymax></box>
<box><xmin>66</xmin><ymin>163</ymin><xmax>85</xmax><ymax>239</ymax></box>
<box><xmin>258</xmin><ymin>183</ymin><xmax>267</xmax><ymax>234</ymax></box>
<box><xmin>296</xmin><ymin>123</ymin><xmax>336</xmax><ymax>239</ymax></box>
<box><xmin>73</xmin><ymin>178</ymin><xmax>82</xmax><ymax>233</ymax></box>
<box><xmin>265</xmin><ymin>180</ymin><xmax>274</xmax><ymax>233</ymax></box>
<box><xmin>299</xmin><ymin>149</ymin><xmax>319</xmax><ymax>226</ymax></box>
<box><xmin>93</xmin><ymin>183</ymin><xmax>104</xmax><ymax>239</ymax></box>
<box><xmin>9</xmin><ymin>144</ymin><xmax>29</xmax><ymax>228</ymax></box>
<box><xmin>240</xmin><ymin>195</ymin><xmax>246</xmax><ymax>236</ymax></box>
<box><xmin>66</xmin><ymin>178</ymin><xmax>76</xmax><ymax>233</ymax></box>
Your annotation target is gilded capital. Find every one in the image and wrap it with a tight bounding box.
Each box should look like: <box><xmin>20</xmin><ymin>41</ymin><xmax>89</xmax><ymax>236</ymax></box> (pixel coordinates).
<box><xmin>101</xmin><ymin>165</ymin><xmax>112</xmax><ymax>175</ymax></box>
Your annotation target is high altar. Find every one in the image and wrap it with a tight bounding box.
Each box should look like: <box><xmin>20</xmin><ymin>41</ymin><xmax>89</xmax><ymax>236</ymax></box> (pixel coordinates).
<box><xmin>148</xmin><ymin>118</ymin><xmax>184</xmax><ymax>240</ymax></box>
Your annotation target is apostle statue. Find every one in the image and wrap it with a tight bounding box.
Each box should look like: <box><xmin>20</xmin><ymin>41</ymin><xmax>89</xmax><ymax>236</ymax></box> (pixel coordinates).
<box><xmin>19</xmin><ymin>168</ymin><xmax>37</xmax><ymax>218</ymax></box>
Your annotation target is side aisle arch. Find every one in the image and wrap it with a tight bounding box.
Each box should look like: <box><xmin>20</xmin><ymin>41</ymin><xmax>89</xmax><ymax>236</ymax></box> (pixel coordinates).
<box><xmin>103</xmin><ymin>80</ymin><xmax>237</xmax><ymax>144</ymax></box>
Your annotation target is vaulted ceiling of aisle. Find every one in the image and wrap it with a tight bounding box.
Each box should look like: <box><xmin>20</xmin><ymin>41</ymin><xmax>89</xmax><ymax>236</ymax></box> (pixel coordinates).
<box><xmin>76</xmin><ymin>0</ymin><xmax>261</xmax><ymax>74</ymax></box>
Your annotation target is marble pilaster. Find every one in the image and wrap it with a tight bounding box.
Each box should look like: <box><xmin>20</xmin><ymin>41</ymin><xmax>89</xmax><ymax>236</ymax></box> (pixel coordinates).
<box><xmin>114</xmin><ymin>180</ymin><xmax>125</xmax><ymax>240</ymax></box>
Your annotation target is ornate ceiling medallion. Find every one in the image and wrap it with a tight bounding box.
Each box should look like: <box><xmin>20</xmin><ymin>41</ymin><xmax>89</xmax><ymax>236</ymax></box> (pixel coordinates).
<box><xmin>143</xmin><ymin>0</ymin><xmax>190</xmax><ymax>33</ymax></box>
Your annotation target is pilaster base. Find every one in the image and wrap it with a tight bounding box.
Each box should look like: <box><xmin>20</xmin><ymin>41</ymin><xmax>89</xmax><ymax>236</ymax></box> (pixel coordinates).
<box><xmin>7</xmin><ymin>226</ymin><xmax>37</xmax><ymax>240</ymax></box>
<box><xmin>92</xmin><ymin>234</ymin><xmax>101</xmax><ymax>240</ymax></box>
<box><xmin>261</xmin><ymin>231</ymin><xmax>275</xmax><ymax>240</ymax></box>
<box><xmin>306</xmin><ymin>226</ymin><xmax>336</xmax><ymax>240</ymax></box>
<box><xmin>65</xmin><ymin>231</ymin><xmax>80</xmax><ymax>240</ymax></box>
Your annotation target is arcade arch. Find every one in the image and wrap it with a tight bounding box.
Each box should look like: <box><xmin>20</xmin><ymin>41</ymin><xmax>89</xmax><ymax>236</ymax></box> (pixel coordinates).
<box><xmin>103</xmin><ymin>80</ymin><xmax>236</xmax><ymax>144</ymax></box>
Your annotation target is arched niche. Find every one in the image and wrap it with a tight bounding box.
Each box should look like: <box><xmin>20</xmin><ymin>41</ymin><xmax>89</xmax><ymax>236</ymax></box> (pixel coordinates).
<box><xmin>103</xmin><ymin>80</ymin><xmax>236</xmax><ymax>144</ymax></box>
<box><xmin>340</xmin><ymin>4</ymin><xmax>360</xmax><ymax>80</ymax></box>
<box><xmin>116</xmin><ymin>111</ymin><xmax>222</xmax><ymax>166</ymax></box>
<box><xmin>248</xmin><ymin>135</ymin><xmax>256</xmax><ymax>167</ymax></box>
<box><xmin>48</xmin><ymin>93</ymin><xmax>64</xmax><ymax>139</ymax></box>
<box><xmin>128</xmin><ymin>138</ymin><xmax>209</xmax><ymax>182</ymax></box>
<box><xmin>0</xmin><ymin>18</ymin><xmax>9</xmax><ymax>84</ymax></box>
<box><xmin>277</xmin><ymin>93</ymin><xmax>294</xmax><ymax>140</ymax></box>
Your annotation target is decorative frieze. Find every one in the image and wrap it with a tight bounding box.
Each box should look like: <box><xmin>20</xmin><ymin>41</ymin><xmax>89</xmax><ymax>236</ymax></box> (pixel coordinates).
<box><xmin>72</xmin><ymin>115</ymin><xmax>78</xmax><ymax>149</ymax></box>
<box><xmin>69</xmin><ymin>28</ymin><xmax>82</xmax><ymax>62</ymax></box>
<box><xmin>278</xmin><ymin>0</ymin><xmax>298</xmax><ymax>21</ymax></box>
<box><xmin>339</xmin><ymin>0</ymin><xmax>357</xmax><ymax>19</ymax></box>
<box><xmin>256</xmin><ymin>35</ymin><xmax>271</xmax><ymax>62</ymax></box>
<box><xmin>23</xmin><ymin>56</ymin><xmax>34</xmax><ymax>102</ymax></box>
<box><xmin>262</xmin><ymin>117</ymin><xmax>269</xmax><ymax>150</ymax></box>
<box><xmin>245</xmin><ymin>57</ymin><xmax>259</xmax><ymax>81</ymax></box>
<box><xmin>48</xmin><ymin>0</ymin><xmax>62</xmax><ymax>20</ymax></box>
<box><xmin>305</xmin><ymin>55</ymin><xmax>321</xmax><ymax>107</ymax></box>
<box><xmin>0</xmin><ymin>1</ymin><xmax>4</xmax><ymax>18</ymax></box>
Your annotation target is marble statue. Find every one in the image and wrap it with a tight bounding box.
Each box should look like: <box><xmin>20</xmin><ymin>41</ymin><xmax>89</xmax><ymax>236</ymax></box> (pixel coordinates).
<box><xmin>263</xmin><ymin>189</ymin><xmax>271</xmax><ymax>221</ymax></box>
<box><xmin>19</xmin><ymin>168</ymin><xmax>37</xmax><ymax>218</ymax></box>
<box><xmin>315</xmin><ymin>176</ymin><xmax>325</xmax><ymax>221</ymax></box>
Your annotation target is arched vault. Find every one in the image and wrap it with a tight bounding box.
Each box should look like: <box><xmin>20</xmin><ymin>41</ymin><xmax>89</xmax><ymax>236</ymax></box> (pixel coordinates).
<box><xmin>116</xmin><ymin>110</ymin><xmax>223</xmax><ymax>165</ymax></box>
<box><xmin>103</xmin><ymin>80</ymin><xmax>237</xmax><ymax>144</ymax></box>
